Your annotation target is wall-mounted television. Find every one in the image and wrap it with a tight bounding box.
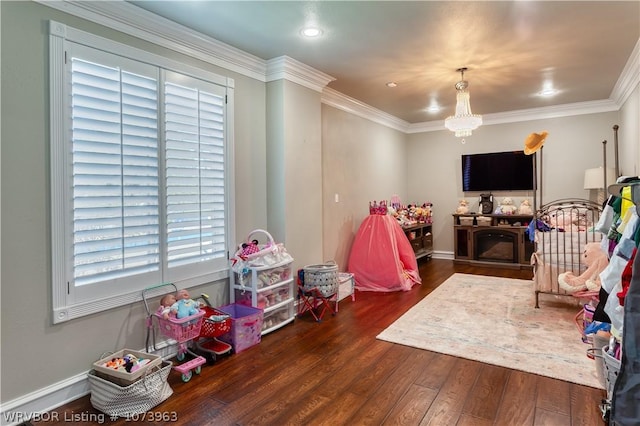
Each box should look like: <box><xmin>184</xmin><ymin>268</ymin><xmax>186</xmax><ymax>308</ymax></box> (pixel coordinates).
<box><xmin>461</xmin><ymin>150</ymin><xmax>534</xmax><ymax>192</ymax></box>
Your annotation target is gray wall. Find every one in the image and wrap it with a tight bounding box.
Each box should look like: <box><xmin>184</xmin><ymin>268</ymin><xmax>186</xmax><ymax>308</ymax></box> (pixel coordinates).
<box><xmin>321</xmin><ymin>105</ymin><xmax>408</xmax><ymax>270</ymax></box>
<box><xmin>269</xmin><ymin>80</ymin><xmax>324</xmax><ymax>269</ymax></box>
<box><xmin>619</xmin><ymin>84</ymin><xmax>640</xmax><ymax>178</ymax></box>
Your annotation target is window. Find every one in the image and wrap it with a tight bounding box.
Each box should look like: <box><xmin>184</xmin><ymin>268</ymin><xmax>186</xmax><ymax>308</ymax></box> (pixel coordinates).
<box><xmin>50</xmin><ymin>22</ymin><xmax>234</xmax><ymax>323</ymax></box>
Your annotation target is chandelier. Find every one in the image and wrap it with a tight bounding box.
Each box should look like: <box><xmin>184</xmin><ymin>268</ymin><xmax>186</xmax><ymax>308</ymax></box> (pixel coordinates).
<box><xmin>444</xmin><ymin>67</ymin><xmax>483</xmax><ymax>138</ymax></box>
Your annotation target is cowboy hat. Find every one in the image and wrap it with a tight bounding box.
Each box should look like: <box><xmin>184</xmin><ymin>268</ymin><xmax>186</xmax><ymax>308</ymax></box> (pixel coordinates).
<box><xmin>608</xmin><ymin>182</ymin><xmax>640</xmax><ymax>213</ymax></box>
<box><xmin>608</xmin><ymin>180</ymin><xmax>640</xmax><ymax>199</ymax></box>
<box><xmin>524</xmin><ymin>131</ymin><xmax>548</xmax><ymax>155</ymax></box>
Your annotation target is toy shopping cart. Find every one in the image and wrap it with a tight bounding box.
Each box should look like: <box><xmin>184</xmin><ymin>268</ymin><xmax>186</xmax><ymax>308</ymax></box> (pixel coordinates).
<box><xmin>194</xmin><ymin>294</ymin><xmax>233</xmax><ymax>363</ymax></box>
<box><xmin>143</xmin><ymin>283</ymin><xmax>207</xmax><ymax>383</ymax></box>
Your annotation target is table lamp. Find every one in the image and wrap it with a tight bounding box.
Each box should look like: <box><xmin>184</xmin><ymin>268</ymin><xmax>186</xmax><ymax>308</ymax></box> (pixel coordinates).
<box><xmin>584</xmin><ymin>167</ymin><xmax>616</xmax><ymax>205</ymax></box>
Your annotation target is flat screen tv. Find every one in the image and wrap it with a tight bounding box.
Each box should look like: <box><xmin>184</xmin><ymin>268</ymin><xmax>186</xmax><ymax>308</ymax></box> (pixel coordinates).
<box><xmin>461</xmin><ymin>150</ymin><xmax>534</xmax><ymax>192</ymax></box>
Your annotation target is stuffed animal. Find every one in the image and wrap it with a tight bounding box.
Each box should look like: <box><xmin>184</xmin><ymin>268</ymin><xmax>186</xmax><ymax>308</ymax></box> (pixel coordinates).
<box><xmin>414</xmin><ymin>206</ymin><xmax>424</xmax><ymax>219</ymax></box>
<box><xmin>241</xmin><ymin>239</ymin><xmax>260</xmax><ymax>257</ymax></box>
<box><xmin>497</xmin><ymin>197</ymin><xmax>517</xmax><ymax>215</ymax></box>
<box><xmin>171</xmin><ymin>289</ymin><xmax>200</xmax><ymax>319</ymax></box>
<box><xmin>422</xmin><ymin>203</ymin><xmax>433</xmax><ymax>220</ymax></box>
<box><xmin>387</xmin><ymin>204</ymin><xmax>397</xmax><ymax>217</ymax></box>
<box><xmin>558</xmin><ymin>242</ymin><xmax>609</xmax><ymax>293</ymax></box>
<box><xmin>518</xmin><ymin>199</ymin><xmax>532</xmax><ymax>215</ymax></box>
<box><xmin>548</xmin><ymin>212</ymin><xmax>568</xmax><ymax>230</ymax></box>
<box><xmin>171</xmin><ymin>298</ymin><xmax>199</xmax><ymax>319</ymax></box>
<box><xmin>548</xmin><ymin>211</ymin><xmax>585</xmax><ymax>232</ymax></box>
<box><xmin>455</xmin><ymin>199</ymin><xmax>470</xmax><ymax>214</ymax></box>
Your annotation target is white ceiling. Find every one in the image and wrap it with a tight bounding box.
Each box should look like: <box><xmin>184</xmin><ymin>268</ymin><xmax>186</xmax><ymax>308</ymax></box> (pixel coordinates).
<box><xmin>126</xmin><ymin>1</ymin><xmax>639</xmax><ymax>125</ymax></box>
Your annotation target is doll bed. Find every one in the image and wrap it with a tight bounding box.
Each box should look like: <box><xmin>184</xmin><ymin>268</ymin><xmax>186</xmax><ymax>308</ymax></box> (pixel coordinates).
<box><xmin>531</xmin><ymin>198</ymin><xmax>603</xmax><ymax>308</ymax></box>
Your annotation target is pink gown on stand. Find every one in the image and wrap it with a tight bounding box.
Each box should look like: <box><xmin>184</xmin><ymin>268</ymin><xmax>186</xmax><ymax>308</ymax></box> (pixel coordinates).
<box><xmin>347</xmin><ymin>214</ymin><xmax>421</xmax><ymax>292</ymax></box>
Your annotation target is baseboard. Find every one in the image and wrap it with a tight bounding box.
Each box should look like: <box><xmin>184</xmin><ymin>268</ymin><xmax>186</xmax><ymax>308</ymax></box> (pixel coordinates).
<box><xmin>0</xmin><ymin>371</ymin><xmax>90</xmax><ymax>426</ymax></box>
<box><xmin>431</xmin><ymin>251</ymin><xmax>454</xmax><ymax>260</ymax></box>
<box><xmin>0</xmin><ymin>341</ymin><xmax>177</xmax><ymax>426</ymax></box>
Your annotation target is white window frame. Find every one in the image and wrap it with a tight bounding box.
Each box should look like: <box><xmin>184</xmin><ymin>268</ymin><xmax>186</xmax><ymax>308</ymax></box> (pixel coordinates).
<box><xmin>49</xmin><ymin>21</ymin><xmax>235</xmax><ymax>323</ymax></box>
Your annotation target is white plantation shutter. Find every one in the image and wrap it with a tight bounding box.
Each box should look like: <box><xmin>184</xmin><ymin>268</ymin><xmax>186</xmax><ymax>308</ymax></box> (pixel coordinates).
<box><xmin>163</xmin><ymin>72</ymin><xmax>227</xmax><ymax>285</ymax></box>
<box><xmin>164</xmin><ymin>74</ymin><xmax>226</xmax><ymax>269</ymax></box>
<box><xmin>71</xmin><ymin>58</ymin><xmax>160</xmax><ymax>286</ymax></box>
<box><xmin>50</xmin><ymin>24</ymin><xmax>233</xmax><ymax>322</ymax></box>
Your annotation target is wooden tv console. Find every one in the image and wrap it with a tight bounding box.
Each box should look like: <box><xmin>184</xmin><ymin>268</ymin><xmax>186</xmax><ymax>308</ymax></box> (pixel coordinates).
<box><xmin>452</xmin><ymin>214</ymin><xmax>534</xmax><ymax>269</ymax></box>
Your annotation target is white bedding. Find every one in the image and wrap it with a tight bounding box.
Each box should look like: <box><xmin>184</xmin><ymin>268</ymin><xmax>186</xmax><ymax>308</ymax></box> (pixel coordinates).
<box><xmin>533</xmin><ymin>229</ymin><xmax>602</xmax><ymax>293</ymax></box>
<box><xmin>535</xmin><ymin>230</ymin><xmax>600</xmax><ymax>260</ymax></box>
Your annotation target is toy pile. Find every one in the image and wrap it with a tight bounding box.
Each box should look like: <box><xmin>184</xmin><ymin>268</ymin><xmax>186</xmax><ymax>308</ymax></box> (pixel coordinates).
<box><xmin>368</xmin><ymin>198</ymin><xmax>433</xmax><ymax>226</ymax></box>
<box><xmin>101</xmin><ymin>353</ymin><xmax>152</xmax><ymax>374</ymax></box>
<box><xmin>390</xmin><ymin>202</ymin><xmax>433</xmax><ymax>226</ymax></box>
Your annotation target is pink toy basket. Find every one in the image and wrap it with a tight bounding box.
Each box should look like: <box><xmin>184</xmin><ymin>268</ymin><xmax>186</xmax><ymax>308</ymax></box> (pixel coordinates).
<box><xmin>155</xmin><ymin>310</ymin><xmax>205</xmax><ymax>344</ymax></box>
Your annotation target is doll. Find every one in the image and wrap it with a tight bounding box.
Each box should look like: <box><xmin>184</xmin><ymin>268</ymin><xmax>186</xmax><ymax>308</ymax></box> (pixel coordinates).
<box><xmin>158</xmin><ymin>293</ymin><xmax>177</xmax><ymax>319</ymax></box>
<box><xmin>171</xmin><ymin>289</ymin><xmax>200</xmax><ymax>319</ymax></box>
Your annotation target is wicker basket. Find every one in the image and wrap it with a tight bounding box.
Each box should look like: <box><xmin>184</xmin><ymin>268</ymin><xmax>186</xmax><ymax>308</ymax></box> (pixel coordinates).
<box><xmin>459</xmin><ymin>217</ymin><xmax>474</xmax><ymax>226</ymax></box>
<box><xmin>476</xmin><ymin>216</ymin><xmax>492</xmax><ymax>226</ymax></box>
<box><xmin>303</xmin><ymin>262</ymin><xmax>339</xmax><ymax>297</ymax></box>
<box><xmin>88</xmin><ymin>361</ymin><xmax>173</xmax><ymax>418</ymax></box>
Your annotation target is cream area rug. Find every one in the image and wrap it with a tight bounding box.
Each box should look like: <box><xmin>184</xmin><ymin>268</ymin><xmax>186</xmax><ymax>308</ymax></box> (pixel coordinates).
<box><xmin>377</xmin><ymin>273</ymin><xmax>602</xmax><ymax>389</ymax></box>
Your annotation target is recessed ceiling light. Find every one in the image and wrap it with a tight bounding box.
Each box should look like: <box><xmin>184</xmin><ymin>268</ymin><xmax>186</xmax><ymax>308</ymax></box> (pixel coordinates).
<box><xmin>425</xmin><ymin>97</ymin><xmax>440</xmax><ymax>113</ymax></box>
<box><xmin>386</xmin><ymin>82</ymin><xmax>398</xmax><ymax>88</ymax></box>
<box><xmin>537</xmin><ymin>80</ymin><xmax>559</xmax><ymax>97</ymax></box>
<box><xmin>301</xmin><ymin>27</ymin><xmax>322</xmax><ymax>37</ymax></box>
<box><xmin>538</xmin><ymin>88</ymin><xmax>559</xmax><ymax>97</ymax></box>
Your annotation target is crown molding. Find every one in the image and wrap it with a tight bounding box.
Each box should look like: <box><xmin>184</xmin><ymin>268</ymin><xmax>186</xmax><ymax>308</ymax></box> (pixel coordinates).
<box><xmin>322</xmin><ymin>87</ymin><xmax>621</xmax><ymax>135</ymax></box>
<box><xmin>35</xmin><ymin>0</ymin><xmax>267</xmax><ymax>80</ymax></box>
<box><xmin>266</xmin><ymin>56</ymin><xmax>335</xmax><ymax>93</ymax></box>
<box><xmin>610</xmin><ymin>38</ymin><xmax>640</xmax><ymax>106</ymax></box>
<box><xmin>321</xmin><ymin>88</ymin><xmax>410</xmax><ymax>133</ymax></box>
<box><xmin>481</xmin><ymin>99</ymin><xmax>621</xmax><ymax>125</ymax></box>
<box><xmin>36</xmin><ymin>1</ymin><xmax>639</xmax><ymax>135</ymax></box>
<box><xmin>408</xmin><ymin>38</ymin><xmax>639</xmax><ymax>134</ymax></box>
<box><xmin>37</xmin><ymin>1</ymin><xmax>338</xmax><ymax>95</ymax></box>
<box><xmin>326</xmin><ymin>36</ymin><xmax>639</xmax><ymax>133</ymax></box>
<box><xmin>407</xmin><ymin>99</ymin><xmax>620</xmax><ymax>133</ymax></box>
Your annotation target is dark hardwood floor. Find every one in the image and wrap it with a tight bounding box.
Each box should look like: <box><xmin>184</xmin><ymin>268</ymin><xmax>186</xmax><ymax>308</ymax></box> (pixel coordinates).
<box><xmin>31</xmin><ymin>259</ymin><xmax>605</xmax><ymax>425</ymax></box>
